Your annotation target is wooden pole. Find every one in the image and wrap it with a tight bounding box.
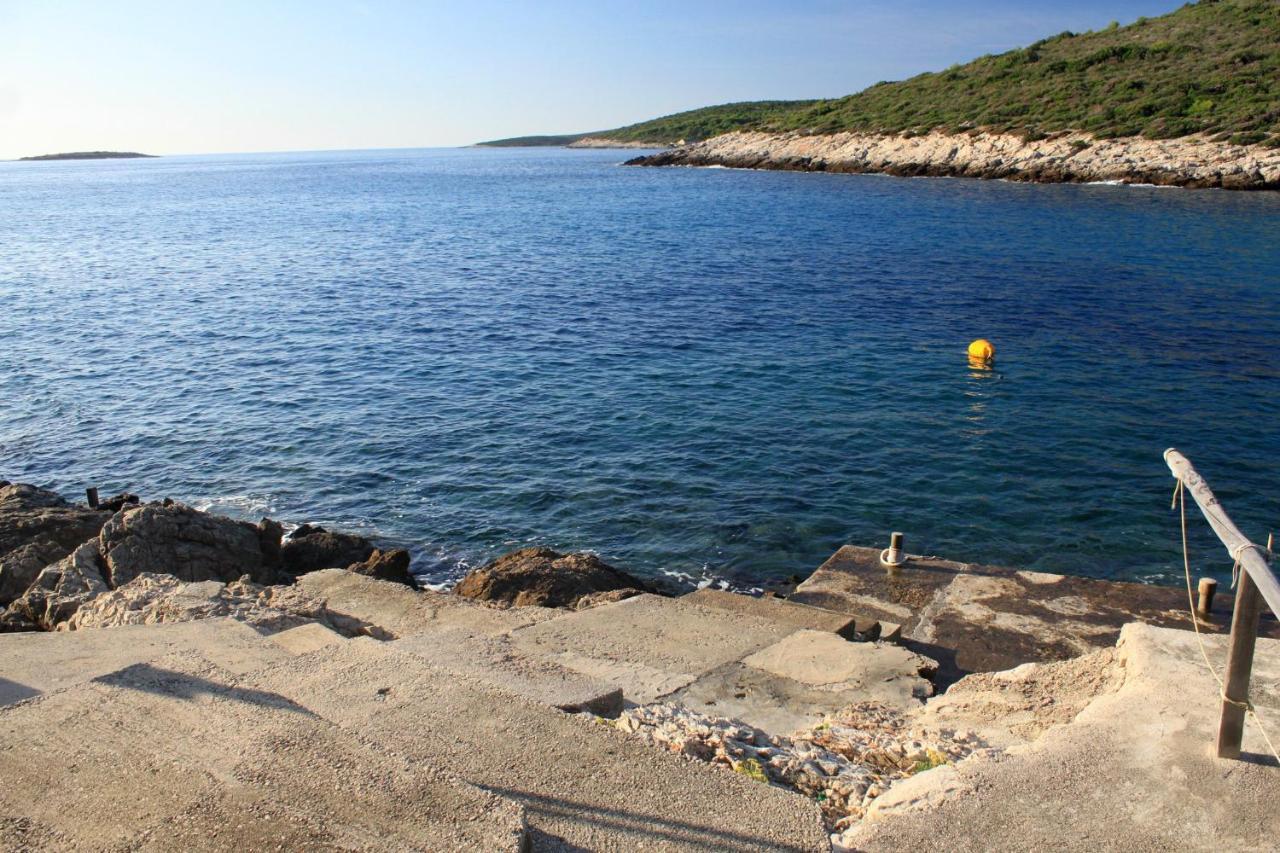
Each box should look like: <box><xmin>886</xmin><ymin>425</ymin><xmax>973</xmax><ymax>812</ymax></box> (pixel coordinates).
<box><xmin>1218</xmin><ymin>570</ymin><xmax>1263</xmax><ymax>759</ymax></box>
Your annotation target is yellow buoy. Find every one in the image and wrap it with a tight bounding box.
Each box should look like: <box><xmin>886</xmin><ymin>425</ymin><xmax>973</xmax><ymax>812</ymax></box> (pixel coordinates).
<box><xmin>967</xmin><ymin>338</ymin><xmax>995</xmax><ymax>363</ymax></box>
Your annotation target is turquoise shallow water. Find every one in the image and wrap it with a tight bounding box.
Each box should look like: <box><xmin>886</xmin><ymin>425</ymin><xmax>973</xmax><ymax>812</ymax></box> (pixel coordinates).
<box><xmin>1</xmin><ymin>147</ymin><xmax>1278</xmax><ymax>589</ymax></box>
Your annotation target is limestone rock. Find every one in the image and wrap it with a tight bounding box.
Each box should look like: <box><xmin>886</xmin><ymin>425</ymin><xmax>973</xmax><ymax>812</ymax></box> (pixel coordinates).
<box><xmin>280</xmin><ymin>524</ymin><xmax>376</xmax><ymax>576</ymax></box>
<box><xmin>454</xmin><ymin>547</ymin><xmax>653</xmax><ymax>609</ymax></box>
<box><xmin>62</xmin><ymin>572</ymin><xmax>379</xmax><ymax>636</ymax></box>
<box><xmin>0</xmin><ymin>483</ymin><xmax>110</xmax><ymax>606</ymax></box>
<box><xmin>629</xmin><ymin>129</ymin><xmax>1280</xmax><ymax>191</ymax></box>
<box><xmin>99</xmin><ymin>502</ymin><xmax>277</xmax><ymax>588</ymax></box>
<box><xmin>2</xmin><ymin>540</ymin><xmax>109</xmax><ymax>631</ymax></box>
<box><xmin>346</xmin><ymin>548</ymin><xmax>416</xmax><ymax>588</ymax></box>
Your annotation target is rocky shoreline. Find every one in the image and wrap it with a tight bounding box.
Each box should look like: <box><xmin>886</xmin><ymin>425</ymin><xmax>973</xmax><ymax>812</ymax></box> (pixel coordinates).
<box><xmin>0</xmin><ymin>481</ymin><xmax>650</xmax><ymax>633</ymax></box>
<box><xmin>626</xmin><ymin>129</ymin><xmax>1280</xmax><ymax>191</ymax></box>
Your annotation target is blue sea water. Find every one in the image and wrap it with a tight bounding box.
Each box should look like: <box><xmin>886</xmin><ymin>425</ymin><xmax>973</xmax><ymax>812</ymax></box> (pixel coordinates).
<box><xmin>1</xmin><ymin>147</ymin><xmax>1278</xmax><ymax>590</ymax></box>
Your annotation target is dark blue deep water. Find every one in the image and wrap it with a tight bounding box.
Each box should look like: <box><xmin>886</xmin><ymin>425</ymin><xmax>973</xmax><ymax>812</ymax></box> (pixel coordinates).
<box><xmin>2</xmin><ymin>147</ymin><xmax>1278</xmax><ymax>590</ymax></box>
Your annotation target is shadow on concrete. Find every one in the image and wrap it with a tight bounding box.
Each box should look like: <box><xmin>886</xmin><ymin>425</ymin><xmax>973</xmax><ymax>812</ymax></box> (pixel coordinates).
<box><xmin>483</xmin><ymin>786</ymin><xmax>818</xmax><ymax>852</ymax></box>
<box><xmin>1238</xmin><ymin>750</ymin><xmax>1280</xmax><ymax>768</ymax></box>
<box><xmin>93</xmin><ymin>663</ymin><xmax>315</xmax><ymax>716</ymax></box>
<box><xmin>0</xmin><ymin>677</ymin><xmax>42</xmax><ymax>707</ymax></box>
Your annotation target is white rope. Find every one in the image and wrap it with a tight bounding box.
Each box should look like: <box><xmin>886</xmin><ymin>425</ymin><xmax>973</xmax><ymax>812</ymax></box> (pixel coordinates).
<box><xmin>1173</xmin><ymin>479</ymin><xmax>1280</xmax><ymax>762</ymax></box>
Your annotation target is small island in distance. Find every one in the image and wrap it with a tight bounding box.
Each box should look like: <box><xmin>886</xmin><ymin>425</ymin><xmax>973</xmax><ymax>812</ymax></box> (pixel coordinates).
<box><xmin>18</xmin><ymin>151</ymin><xmax>157</xmax><ymax>161</ymax></box>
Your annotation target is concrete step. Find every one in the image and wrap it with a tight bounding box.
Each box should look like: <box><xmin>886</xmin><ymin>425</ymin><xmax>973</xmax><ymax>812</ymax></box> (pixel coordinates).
<box><xmin>266</xmin><ymin>621</ymin><xmax>347</xmax><ymax>655</ymax></box>
<box><xmin>0</xmin><ymin>650</ymin><xmax>528</xmax><ymax>851</ymax></box>
<box><xmin>0</xmin><ymin>618</ymin><xmax>296</xmax><ymax>708</ymax></box>
<box><xmin>393</xmin><ymin>628</ymin><xmax>623</xmax><ymax>716</ymax></box>
<box><xmin>509</xmin><ymin>593</ymin><xmax>798</xmax><ymax>703</ymax></box>
<box><xmin>294</xmin><ymin>569</ymin><xmax>560</xmax><ymax>639</ymax></box>
<box><xmin>245</xmin><ymin>636</ymin><xmax>830</xmax><ymax>851</ymax></box>
<box><xmin>683</xmin><ymin>587</ymin><xmax>877</xmax><ymax>640</ymax></box>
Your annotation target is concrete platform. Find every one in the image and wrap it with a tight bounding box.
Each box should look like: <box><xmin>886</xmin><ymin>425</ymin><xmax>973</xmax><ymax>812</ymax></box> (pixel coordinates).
<box><xmin>295</xmin><ymin>568</ymin><xmax>560</xmax><ymax>638</ymax></box>
<box><xmin>244</xmin><ymin>637</ymin><xmax>831</xmax><ymax>851</ymax></box>
<box><xmin>0</xmin><ymin>619</ymin><xmax>294</xmax><ymax>707</ymax></box>
<box><xmin>847</xmin><ymin>623</ymin><xmax>1280</xmax><ymax>852</ymax></box>
<box><xmin>791</xmin><ymin>545</ymin><xmax>1279</xmax><ymax>685</ymax></box>
<box><xmin>509</xmin><ymin>593</ymin><xmax>796</xmax><ymax>703</ymax></box>
<box><xmin>0</xmin><ymin>651</ymin><xmax>528</xmax><ymax>851</ymax></box>
<box><xmin>394</xmin><ymin>628</ymin><xmax>624</xmax><ymax>716</ymax></box>
<box><xmin>683</xmin><ymin>587</ymin><xmax>874</xmax><ymax>639</ymax></box>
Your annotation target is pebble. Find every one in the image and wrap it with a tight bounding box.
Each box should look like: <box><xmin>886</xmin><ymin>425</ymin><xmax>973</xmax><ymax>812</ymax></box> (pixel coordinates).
<box><xmin>612</xmin><ymin>700</ymin><xmax>981</xmax><ymax>830</ymax></box>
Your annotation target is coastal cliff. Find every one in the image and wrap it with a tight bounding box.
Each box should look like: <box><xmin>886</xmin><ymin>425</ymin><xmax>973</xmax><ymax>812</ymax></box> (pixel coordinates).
<box><xmin>627</xmin><ymin>129</ymin><xmax>1280</xmax><ymax>190</ymax></box>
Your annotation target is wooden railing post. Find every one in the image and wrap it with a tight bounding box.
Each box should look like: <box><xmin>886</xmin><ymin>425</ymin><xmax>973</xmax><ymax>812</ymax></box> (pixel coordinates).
<box><xmin>1218</xmin><ymin>571</ymin><xmax>1263</xmax><ymax>758</ymax></box>
<box><xmin>1165</xmin><ymin>449</ymin><xmax>1279</xmax><ymax>761</ymax></box>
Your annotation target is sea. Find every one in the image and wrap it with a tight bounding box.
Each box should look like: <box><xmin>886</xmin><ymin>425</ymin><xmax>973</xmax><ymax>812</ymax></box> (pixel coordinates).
<box><xmin>1</xmin><ymin>147</ymin><xmax>1278</xmax><ymax>591</ymax></box>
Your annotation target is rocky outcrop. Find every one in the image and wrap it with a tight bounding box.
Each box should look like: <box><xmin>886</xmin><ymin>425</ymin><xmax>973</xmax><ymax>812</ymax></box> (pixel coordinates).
<box><xmin>1</xmin><ymin>539</ymin><xmax>109</xmax><ymax>631</ymax></box>
<box><xmin>100</xmin><ymin>502</ymin><xmax>280</xmax><ymax>588</ymax></box>
<box><xmin>346</xmin><ymin>548</ymin><xmax>416</xmax><ymax>588</ymax></box>
<box><xmin>628</xmin><ymin>130</ymin><xmax>1280</xmax><ymax>191</ymax></box>
<box><xmin>454</xmin><ymin>546</ymin><xmax>651</xmax><ymax>609</ymax></box>
<box><xmin>0</xmin><ymin>484</ymin><xmax>110</xmax><ymax>606</ymax></box>
<box><xmin>60</xmin><ymin>572</ymin><xmax>385</xmax><ymax>636</ymax></box>
<box><xmin>280</xmin><ymin>524</ymin><xmax>376</xmax><ymax>576</ymax></box>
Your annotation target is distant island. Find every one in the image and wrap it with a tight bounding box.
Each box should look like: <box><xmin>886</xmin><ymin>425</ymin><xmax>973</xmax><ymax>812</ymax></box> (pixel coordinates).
<box><xmin>18</xmin><ymin>151</ymin><xmax>156</xmax><ymax>161</ymax></box>
<box><xmin>482</xmin><ymin>0</ymin><xmax>1280</xmax><ymax>190</ymax></box>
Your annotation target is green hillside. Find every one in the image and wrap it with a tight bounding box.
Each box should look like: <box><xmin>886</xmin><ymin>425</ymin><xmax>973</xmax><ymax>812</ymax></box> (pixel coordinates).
<box><xmin>485</xmin><ymin>1</ymin><xmax>1280</xmax><ymax>147</ymax></box>
<box><xmin>476</xmin><ymin>133</ymin><xmax>592</xmax><ymax>147</ymax></box>
<box><xmin>767</xmin><ymin>0</ymin><xmax>1280</xmax><ymax>144</ymax></box>
<box><xmin>597</xmin><ymin>100</ymin><xmax>819</xmax><ymax>145</ymax></box>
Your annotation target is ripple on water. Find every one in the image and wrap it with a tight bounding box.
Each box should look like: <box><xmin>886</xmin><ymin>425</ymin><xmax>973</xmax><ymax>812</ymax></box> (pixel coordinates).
<box><xmin>0</xmin><ymin>148</ymin><xmax>1278</xmax><ymax>589</ymax></box>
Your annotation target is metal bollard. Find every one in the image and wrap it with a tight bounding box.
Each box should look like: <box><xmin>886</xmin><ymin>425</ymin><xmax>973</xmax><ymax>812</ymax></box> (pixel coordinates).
<box><xmin>1196</xmin><ymin>578</ymin><xmax>1218</xmax><ymax>618</ymax></box>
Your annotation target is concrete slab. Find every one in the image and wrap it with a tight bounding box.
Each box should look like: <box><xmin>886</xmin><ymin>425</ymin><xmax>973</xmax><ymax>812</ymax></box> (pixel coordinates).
<box><xmin>295</xmin><ymin>568</ymin><xmax>558</xmax><ymax>639</ymax></box>
<box><xmin>668</xmin><ymin>661</ymin><xmax>882</xmax><ymax>735</ymax></box>
<box><xmin>0</xmin><ymin>651</ymin><xmax>528</xmax><ymax>851</ymax></box>
<box><xmin>847</xmin><ymin>623</ymin><xmax>1280</xmax><ymax>852</ymax></box>
<box><xmin>246</xmin><ymin>637</ymin><xmax>830</xmax><ymax>851</ymax></box>
<box><xmin>684</xmin><ymin>587</ymin><xmax>873</xmax><ymax>639</ymax></box>
<box><xmin>509</xmin><ymin>593</ymin><xmax>796</xmax><ymax>702</ymax></box>
<box><xmin>393</xmin><ymin>628</ymin><xmax>623</xmax><ymax>716</ymax></box>
<box><xmin>742</xmin><ymin>630</ymin><xmax>936</xmax><ymax>705</ymax></box>
<box><xmin>0</xmin><ymin>619</ymin><xmax>292</xmax><ymax>707</ymax></box>
<box><xmin>792</xmin><ymin>545</ymin><xmax>1279</xmax><ymax>685</ymax></box>
<box><xmin>267</xmin><ymin>621</ymin><xmax>346</xmax><ymax>655</ymax></box>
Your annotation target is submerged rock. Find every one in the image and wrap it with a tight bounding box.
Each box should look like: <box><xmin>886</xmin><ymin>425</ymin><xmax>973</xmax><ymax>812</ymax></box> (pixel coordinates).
<box><xmin>280</xmin><ymin>524</ymin><xmax>376</xmax><ymax>576</ymax></box>
<box><xmin>0</xmin><ymin>483</ymin><xmax>110</xmax><ymax>606</ymax></box>
<box><xmin>99</xmin><ymin>502</ymin><xmax>279</xmax><ymax>588</ymax></box>
<box><xmin>454</xmin><ymin>546</ymin><xmax>652</xmax><ymax>609</ymax></box>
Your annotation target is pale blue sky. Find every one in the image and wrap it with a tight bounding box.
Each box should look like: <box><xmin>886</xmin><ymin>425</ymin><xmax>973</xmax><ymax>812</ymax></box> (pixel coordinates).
<box><xmin>0</xmin><ymin>1</ymin><xmax>1184</xmax><ymax>158</ymax></box>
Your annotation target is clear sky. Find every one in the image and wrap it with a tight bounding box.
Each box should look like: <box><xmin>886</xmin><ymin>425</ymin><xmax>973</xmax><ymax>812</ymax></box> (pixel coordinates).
<box><xmin>0</xmin><ymin>0</ymin><xmax>1186</xmax><ymax>158</ymax></box>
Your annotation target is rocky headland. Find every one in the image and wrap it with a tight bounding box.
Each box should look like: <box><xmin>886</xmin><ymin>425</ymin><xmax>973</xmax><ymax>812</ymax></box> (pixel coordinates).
<box><xmin>2</xmin><ymin>477</ymin><xmax>1278</xmax><ymax>849</ymax></box>
<box><xmin>627</xmin><ymin>129</ymin><xmax>1280</xmax><ymax>191</ymax></box>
